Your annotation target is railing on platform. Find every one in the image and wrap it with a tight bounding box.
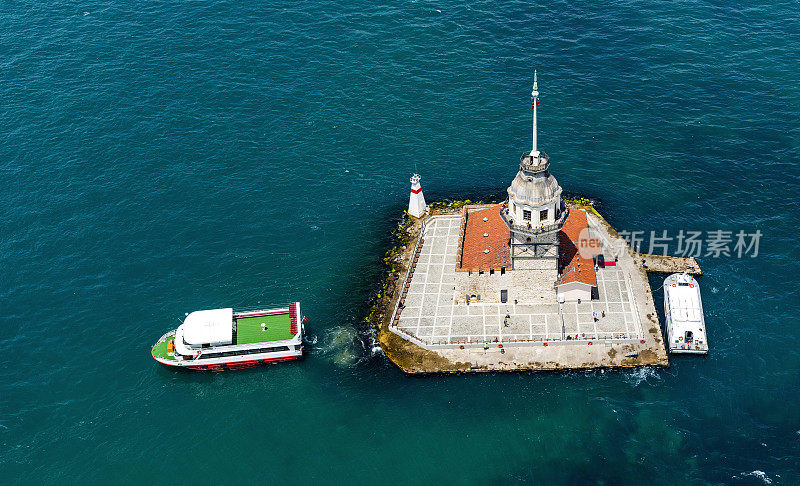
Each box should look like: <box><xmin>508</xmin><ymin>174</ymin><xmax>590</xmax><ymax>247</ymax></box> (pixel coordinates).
<box><xmin>626</xmin><ymin>273</ymin><xmax>645</xmax><ymax>340</ymax></box>
<box><xmin>388</xmin><ymin>219</ymin><xmax>427</xmax><ymax>336</ymax></box>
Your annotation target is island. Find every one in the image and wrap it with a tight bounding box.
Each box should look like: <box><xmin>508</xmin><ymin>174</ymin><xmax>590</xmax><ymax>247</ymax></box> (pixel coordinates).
<box><xmin>368</xmin><ymin>73</ymin><xmax>700</xmax><ymax>374</ymax></box>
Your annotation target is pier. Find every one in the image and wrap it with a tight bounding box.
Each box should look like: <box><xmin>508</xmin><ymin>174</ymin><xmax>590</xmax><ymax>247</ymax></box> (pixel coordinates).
<box><xmin>636</xmin><ymin>253</ymin><xmax>702</xmax><ymax>276</ymax></box>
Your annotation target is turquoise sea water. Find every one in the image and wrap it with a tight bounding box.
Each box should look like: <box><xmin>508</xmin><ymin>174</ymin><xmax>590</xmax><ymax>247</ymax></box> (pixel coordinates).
<box><xmin>2</xmin><ymin>1</ymin><xmax>799</xmax><ymax>483</ymax></box>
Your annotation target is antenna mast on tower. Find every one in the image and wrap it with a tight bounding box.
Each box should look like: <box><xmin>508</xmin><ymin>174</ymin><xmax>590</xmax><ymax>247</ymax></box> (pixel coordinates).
<box><xmin>531</xmin><ymin>70</ymin><xmax>540</xmax><ymax>154</ymax></box>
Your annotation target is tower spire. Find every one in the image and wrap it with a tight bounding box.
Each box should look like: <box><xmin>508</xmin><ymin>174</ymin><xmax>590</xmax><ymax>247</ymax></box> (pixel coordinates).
<box><xmin>531</xmin><ymin>70</ymin><xmax>539</xmax><ymax>153</ymax></box>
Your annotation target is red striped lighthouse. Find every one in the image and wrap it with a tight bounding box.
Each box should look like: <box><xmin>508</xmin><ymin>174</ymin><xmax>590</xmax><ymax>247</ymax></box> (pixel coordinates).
<box><xmin>408</xmin><ymin>173</ymin><xmax>427</xmax><ymax>218</ymax></box>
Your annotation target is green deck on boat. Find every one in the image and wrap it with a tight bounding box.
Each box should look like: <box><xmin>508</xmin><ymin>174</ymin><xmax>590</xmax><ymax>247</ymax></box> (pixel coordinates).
<box><xmin>151</xmin><ymin>335</ymin><xmax>177</xmax><ymax>361</ymax></box>
<box><xmin>235</xmin><ymin>313</ymin><xmax>295</xmax><ymax>344</ymax></box>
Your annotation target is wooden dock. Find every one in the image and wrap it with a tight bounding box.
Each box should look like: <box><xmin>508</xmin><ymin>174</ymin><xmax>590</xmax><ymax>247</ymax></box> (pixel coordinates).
<box><xmin>636</xmin><ymin>253</ymin><xmax>702</xmax><ymax>276</ymax></box>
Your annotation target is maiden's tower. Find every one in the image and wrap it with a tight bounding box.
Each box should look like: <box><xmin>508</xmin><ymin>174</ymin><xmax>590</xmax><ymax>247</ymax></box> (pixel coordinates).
<box><xmin>380</xmin><ymin>72</ymin><xmax>668</xmax><ymax>373</ymax></box>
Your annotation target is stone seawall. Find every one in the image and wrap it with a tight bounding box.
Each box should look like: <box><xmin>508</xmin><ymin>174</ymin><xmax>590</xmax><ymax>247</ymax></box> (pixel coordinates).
<box><xmin>373</xmin><ymin>200</ymin><xmax>669</xmax><ymax>374</ymax></box>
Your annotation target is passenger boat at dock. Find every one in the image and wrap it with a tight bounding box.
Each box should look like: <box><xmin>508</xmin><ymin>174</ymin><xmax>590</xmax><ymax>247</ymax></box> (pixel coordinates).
<box><xmin>663</xmin><ymin>274</ymin><xmax>708</xmax><ymax>354</ymax></box>
<box><xmin>151</xmin><ymin>303</ymin><xmax>304</xmax><ymax>370</ymax></box>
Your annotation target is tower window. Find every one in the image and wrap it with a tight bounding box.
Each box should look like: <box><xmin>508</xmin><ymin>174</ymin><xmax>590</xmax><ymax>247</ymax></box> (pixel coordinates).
<box><xmin>540</xmin><ymin>209</ymin><xmax>548</xmax><ymax>221</ymax></box>
<box><xmin>523</xmin><ymin>210</ymin><xmax>531</xmax><ymax>221</ymax></box>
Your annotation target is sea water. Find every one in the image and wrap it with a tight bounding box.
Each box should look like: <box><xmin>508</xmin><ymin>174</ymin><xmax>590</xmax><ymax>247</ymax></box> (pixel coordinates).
<box><xmin>1</xmin><ymin>1</ymin><xmax>799</xmax><ymax>483</ymax></box>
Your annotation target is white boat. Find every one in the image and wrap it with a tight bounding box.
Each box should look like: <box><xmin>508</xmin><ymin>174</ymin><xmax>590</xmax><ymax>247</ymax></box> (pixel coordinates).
<box><xmin>151</xmin><ymin>303</ymin><xmax>304</xmax><ymax>370</ymax></box>
<box><xmin>663</xmin><ymin>273</ymin><xmax>708</xmax><ymax>354</ymax></box>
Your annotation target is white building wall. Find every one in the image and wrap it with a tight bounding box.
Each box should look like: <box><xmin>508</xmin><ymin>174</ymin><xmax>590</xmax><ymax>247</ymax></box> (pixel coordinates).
<box><xmin>556</xmin><ymin>281</ymin><xmax>593</xmax><ymax>302</ymax></box>
<box><xmin>509</xmin><ymin>195</ymin><xmax>559</xmax><ymax>226</ymax></box>
<box><xmin>454</xmin><ymin>266</ymin><xmax>560</xmax><ymax>305</ymax></box>
<box><xmin>454</xmin><ymin>270</ymin><xmax>513</xmax><ymax>303</ymax></box>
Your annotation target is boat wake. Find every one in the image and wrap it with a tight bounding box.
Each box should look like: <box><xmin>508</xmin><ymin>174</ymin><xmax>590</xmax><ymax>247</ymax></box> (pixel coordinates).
<box><xmin>316</xmin><ymin>326</ymin><xmax>361</xmax><ymax>367</ymax></box>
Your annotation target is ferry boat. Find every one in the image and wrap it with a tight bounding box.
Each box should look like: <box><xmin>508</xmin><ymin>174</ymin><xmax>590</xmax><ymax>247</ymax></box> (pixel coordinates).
<box><xmin>663</xmin><ymin>274</ymin><xmax>708</xmax><ymax>354</ymax></box>
<box><xmin>151</xmin><ymin>303</ymin><xmax>304</xmax><ymax>370</ymax></box>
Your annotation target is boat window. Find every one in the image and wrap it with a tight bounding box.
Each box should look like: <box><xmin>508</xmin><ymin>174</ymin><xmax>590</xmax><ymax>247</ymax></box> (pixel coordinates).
<box><xmin>678</xmin><ymin>282</ymin><xmax>690</xmax><ymax>286</ymax></box>
<box><xmin>252</xmin><ymin>346</ymin><xmax>290</xmax><ymax>353</ymax></box>
<box><xmin>198</xmin><ymin>346</ymin><xmax>291</xmax><ymax>359</ymax></box>
<box><xmin>198</xmin><ymin>351</ymin><xmax>234</xmax><ymax>359</ymax></box>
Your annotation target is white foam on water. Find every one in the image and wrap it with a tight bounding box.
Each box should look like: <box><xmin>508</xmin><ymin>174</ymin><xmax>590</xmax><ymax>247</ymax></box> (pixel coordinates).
<box><xmin>624</xmin><ymin>367</ymin><xmax>661</xmax><ymax>387</ymax></box>
<box><xmin>738</xmin><ymin>470</ymin><xmax>772</xmax><ymax>484</ymax></box>
<box><xmin>318</xmin><ymin>326</ymin><xmax>359</xmax><ymax>367</ymax></box>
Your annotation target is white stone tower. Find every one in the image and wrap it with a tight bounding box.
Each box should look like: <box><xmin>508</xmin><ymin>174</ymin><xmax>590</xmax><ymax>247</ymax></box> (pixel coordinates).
<box><xmin>500</xmin><ymin>71</ymin><xmax>566</xmax><ymax>269</ymax></box>
<box><xmin>408</xmin><ymin>173</ymin><xmax>427</xmax><ymax>218</ymax></box>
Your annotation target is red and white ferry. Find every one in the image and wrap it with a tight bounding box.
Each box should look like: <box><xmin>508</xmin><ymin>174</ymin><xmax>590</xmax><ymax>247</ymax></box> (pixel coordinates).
<box><xmin>151</xmin><ymin>303</ymin><xmax>304</xmax><ymax>370</ymax></box>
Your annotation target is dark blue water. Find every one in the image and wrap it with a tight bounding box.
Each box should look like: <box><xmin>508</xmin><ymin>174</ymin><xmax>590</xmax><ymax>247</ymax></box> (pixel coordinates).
<box><xmin>2</xmin><ymin>1</ymin><xmax>799</xmax><ymax>483</ymax></box>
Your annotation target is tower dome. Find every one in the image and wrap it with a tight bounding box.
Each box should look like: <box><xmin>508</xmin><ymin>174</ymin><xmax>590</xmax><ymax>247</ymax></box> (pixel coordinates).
<box><xmin>506</xmin><ymin>151</ymin><xmax>562</xmax><ymax>229</ymax></box>
<box><xmin>508</xmin><ymin>151</ymin><xmax>561</xmax><ymax>205</ymax></box>
<box><xmin>506</xmin><ymin>150</ymin><xmax>563</xmax><ymax>228</ymax></box>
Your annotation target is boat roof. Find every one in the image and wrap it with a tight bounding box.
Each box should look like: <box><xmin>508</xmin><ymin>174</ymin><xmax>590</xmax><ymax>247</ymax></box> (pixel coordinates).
<box><xmin>235</xmin><ymin>313</ymin><xmax>296</xmax><ymax>344</ymax></box>
<box><xmin>669</xmin><ymin>289</ymin><xmax>701</xmax><ymax>322</ymax></box>
<box><xmin>666</xmin><ymin>275</ymin><xmax>702</xmax><ymax>322</ymax></box>
<box><xmin>182</xmin><ymin>308</ymin><xmax>233</xmax><ymax>345</ymax></box>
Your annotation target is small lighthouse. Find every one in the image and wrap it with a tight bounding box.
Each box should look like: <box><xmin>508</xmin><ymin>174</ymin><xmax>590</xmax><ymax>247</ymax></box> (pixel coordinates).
<box><xmin>408</xmin><ymin>173</ymin><xmax>427</xmax><ymax>218</ymax></box>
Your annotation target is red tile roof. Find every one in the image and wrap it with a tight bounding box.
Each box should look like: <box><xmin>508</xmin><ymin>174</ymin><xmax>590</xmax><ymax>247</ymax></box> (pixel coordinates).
<box><xmin>555</xmin><ymin>209</ymin><xmax>598</xmax><ymax>287</ymax></box>
<box><xmin>458</xmin><ymin>204</ymin><xmax>510</xmax><ymax>272</ymax></box>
